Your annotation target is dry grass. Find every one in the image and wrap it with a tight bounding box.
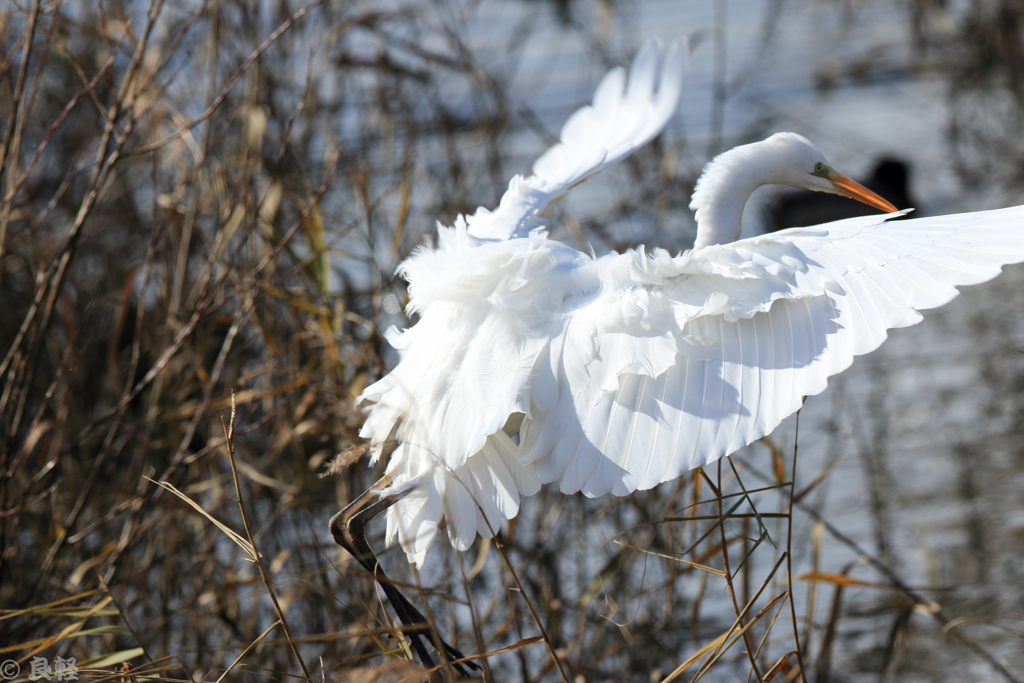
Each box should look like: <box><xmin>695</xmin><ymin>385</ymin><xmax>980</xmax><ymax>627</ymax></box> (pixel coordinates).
<box><xmin>2</xmin><ymin>1</ymin><xmax>1024</xmax><ymax>682</ymax></box>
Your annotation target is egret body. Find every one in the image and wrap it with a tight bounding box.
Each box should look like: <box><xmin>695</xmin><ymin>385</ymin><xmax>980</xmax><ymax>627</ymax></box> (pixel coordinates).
<box><xmin>330</xmin><ymin>39</ymin><xmax>1024</xmax><ymax>669</ymax></box>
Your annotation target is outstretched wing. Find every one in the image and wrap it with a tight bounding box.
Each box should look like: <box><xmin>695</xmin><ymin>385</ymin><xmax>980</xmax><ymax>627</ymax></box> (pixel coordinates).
<box><xmin>359</xmin><ymin>40</ymin><xmax>687</xmax><ymax>564</ymax></box>
<box><xmin>519</xmin><ymin>207</ymin><xmax>1024</xmax><ymax>498</ymax></box>
<box><xmin>465</xmin><ymin>38</ymin><xmax>686</xmax><ymax>242</ymax></box>
<box><xmin>358</xmin><ymin>238</ymin><xmax>589</xmax><ymax>565</ymax></box>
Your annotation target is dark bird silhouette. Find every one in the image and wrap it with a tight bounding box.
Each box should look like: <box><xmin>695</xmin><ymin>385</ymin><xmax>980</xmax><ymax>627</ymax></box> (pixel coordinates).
<box><xmin>768</xmin><ymin>157</ymin><xmax>914</xmax><ymax>231</ymax></box>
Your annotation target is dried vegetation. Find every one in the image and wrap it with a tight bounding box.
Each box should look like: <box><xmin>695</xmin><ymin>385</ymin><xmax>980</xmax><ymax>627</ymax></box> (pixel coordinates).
<box><xmin>1</xmin><ymin>1</ymin><xmax>1023</xmax><ymax>682</ymax></box>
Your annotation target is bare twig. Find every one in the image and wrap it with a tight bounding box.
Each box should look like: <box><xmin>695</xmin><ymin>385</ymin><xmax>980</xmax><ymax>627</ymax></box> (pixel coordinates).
<box><xmin>222</xmin><ymin>396</ymin><xmax>313</xmax><ymax>682</ymax></box>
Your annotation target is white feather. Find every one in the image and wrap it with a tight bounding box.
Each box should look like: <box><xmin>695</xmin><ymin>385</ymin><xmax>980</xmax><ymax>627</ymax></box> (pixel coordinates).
<box><xmin>466</xmin><ymin>38</ymin><xmax>686</xmax><ymax>243</ymax></box>
<box><xmin>357</xmin><ymin>48</ymin><xmax>1024</xmax><ymax>567</ymax></box>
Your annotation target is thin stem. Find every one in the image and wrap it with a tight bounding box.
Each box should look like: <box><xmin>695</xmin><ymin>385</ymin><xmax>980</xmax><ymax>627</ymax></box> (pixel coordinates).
<box><xmin>716</xmin><ymin>461</ymin><xmax>763</xmax><ymax>680</ymax></box>
<box><xmin>787</xmin><ymin>406</ymin><xmax>808</xmax><ymax>682</ymax></box>
<box><xmin>213</xmin><ymin>620</ymin><xmax>281</xmax><ymax>683</ymax></box>
<box><xmin>487</xmin><ymin>521</ymin><xmax>570</xmax><ymax>682</ymax></box>
<box><xmin>222</xmin><ymin>397</ymin><xmax>313</xmax><ymax>682</ymax></box>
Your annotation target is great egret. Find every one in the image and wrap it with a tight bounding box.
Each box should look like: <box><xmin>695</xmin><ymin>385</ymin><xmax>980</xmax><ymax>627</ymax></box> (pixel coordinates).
<box><xmin>330</xmin><ymin>38</ymin><xmax>1024</xmax><ymax>669</ymax></box>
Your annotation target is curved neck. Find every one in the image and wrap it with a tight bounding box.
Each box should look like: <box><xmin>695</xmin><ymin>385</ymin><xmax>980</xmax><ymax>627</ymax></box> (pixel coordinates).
<box><xmin>690</xmin><ymin>140</ymin><xmax>785</xmax><ymax>250</ymax></box>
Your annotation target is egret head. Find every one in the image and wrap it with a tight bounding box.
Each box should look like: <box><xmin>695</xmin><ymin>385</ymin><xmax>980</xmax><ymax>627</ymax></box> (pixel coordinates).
<box><xmin>690</xmin><ymin>131</ymin><xmax>900</xmax><ymax>249</ymax></box>
<box><xmin>764</xmin><ymin>133</ymin><xmax>897</xmax><ymax>212</ymax></box>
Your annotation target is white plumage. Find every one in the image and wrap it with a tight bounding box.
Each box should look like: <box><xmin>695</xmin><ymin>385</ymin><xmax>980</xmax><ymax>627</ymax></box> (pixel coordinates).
<box><xmin>355</xmin><ymin>39</ymin><xmax>1024</xmax><ymax>567</ymax></box>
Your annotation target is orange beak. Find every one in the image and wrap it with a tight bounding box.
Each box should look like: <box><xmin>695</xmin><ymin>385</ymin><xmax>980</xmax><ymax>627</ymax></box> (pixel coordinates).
<box><xmin>830</xmin><ymin>173</ymin><xmax>898</xmax><ymax>213</ymax></box>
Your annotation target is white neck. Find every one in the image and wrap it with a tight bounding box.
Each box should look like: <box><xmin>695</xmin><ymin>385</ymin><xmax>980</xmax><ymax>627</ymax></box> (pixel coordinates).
<box><xmin>690</xmin><ymin>136</ymin><xmax>810</xmax><ymax>250</ymax></box>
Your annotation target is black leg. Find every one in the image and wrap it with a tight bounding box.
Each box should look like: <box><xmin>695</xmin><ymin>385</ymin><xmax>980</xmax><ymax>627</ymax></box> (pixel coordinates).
<box><xmin>331</xmin><ymin>478</ymin><xmax>479</xmax><ymax>676</ymax></box>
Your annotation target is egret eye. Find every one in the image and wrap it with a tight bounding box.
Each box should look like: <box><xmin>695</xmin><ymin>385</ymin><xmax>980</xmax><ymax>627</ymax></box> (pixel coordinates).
<box><xmin>814</xmin><ymin>162</ymin><xmax>824</xmax><ymax>173</ymax></box>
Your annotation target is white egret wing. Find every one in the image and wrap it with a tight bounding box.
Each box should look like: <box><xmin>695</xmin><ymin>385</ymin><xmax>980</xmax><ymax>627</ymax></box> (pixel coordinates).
<box><xmin>357</xmin><ymin>239</ymin><xmax>588</xmax><ymax>564</ymax></box>
<box><xmin>519</xmin><ymin>206</ymin><xmax>1024</xmax><ymax>498</ymax></box>
<box><xmin>465</xmin><ymin>39</ymin><xmax>686</xmax><ymax>242</ymax></box>
<box><xmin>358</xmin><ymin>39</ymin><xmax>685</xmax><ymax>565</ymax></box>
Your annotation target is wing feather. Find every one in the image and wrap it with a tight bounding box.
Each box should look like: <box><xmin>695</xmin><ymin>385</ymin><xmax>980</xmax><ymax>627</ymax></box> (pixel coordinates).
<box><xmin>698</xmin><ymin>316</ymin><xmax>729</xmax><ymax>466</ymax></box>
<box><xmin>359</xmin><ymin>40</ymin><xmax>686</xmax><ymax>566</ymax></box>
<box><xmin>373</xmin><ymin>185</ymin><xmax>1024</xmax><ymax>566</ymax></box>
<box><xmin>681</xmin><ymin>322</ymin><xmax>711</xmax><ymax>472</ymax></box>
<box><xmin>729</xmin><ymin>315</ymin><xmax>750</xmax><ymax>454</ymax></box>
<box><xmin>522</xmin><ymin>206</ymin><xmax>1024</xmax><ymax>501</ymax></box>
<box><xmin>639</xmin><ymin>351</ymin><xmax>686</xmax><ymax>490</ymax></box>
<box><xmin>620</xmin><ymin>375</ymin><xmax>665</xmax><ymax>494</ymax></box>
<box><xmin>585</xmin><ymin>373</ymin><xmax>642</xmax><ymax>496</ymax></box>
<box><xmin>750</xmin><ymin>310</ymin><xmax>775</xmax><ymax>438</ymax></box>
<box><xmin>466</xmin><ymin>39</ymin><xmax>685</xmax><ymax>242</ymax></box>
